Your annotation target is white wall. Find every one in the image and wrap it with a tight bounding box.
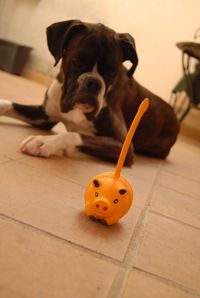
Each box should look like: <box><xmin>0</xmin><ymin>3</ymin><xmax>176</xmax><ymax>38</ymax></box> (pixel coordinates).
<box><xmin>0</xmin><ymin>0</ymin><xmax>199</xmax><ymax>100</ymax></box>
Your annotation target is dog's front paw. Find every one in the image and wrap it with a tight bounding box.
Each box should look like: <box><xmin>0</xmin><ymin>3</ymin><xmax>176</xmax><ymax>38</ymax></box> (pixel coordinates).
<box><xmin>20</xmin><ymin>135</ymin><xmax>63</xmax><ymax>157</ymax></box>
<box><xmin>20</xmin><ymin>133</ymin><xmax>82</xmax><ymax>157</ymax></box>
<box><xmin>0</xmin><ymin>99</ymin><xmax>12</xmax><ymax>115</ymax></box>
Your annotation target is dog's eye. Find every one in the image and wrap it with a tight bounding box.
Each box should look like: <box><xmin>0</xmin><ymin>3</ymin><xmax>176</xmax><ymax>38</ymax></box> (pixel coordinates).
<box><xmin>107</xmin><ymin>71</ymin><xmax>116</xmax><ymax>78</ymax></box>
<box><xmin>72</xmin><ymin>58</ymin><xmax>83</xmax><ymax>68</ymax></box>
<box><xmin>95</xmin><ymin>192</ymin><xmax>98</xmax><ymax>197</ymax></box>
<box><xmin>113</xmin><ymin>199</ymin><xmax>119</xmax><ymax>204</ymax></box>
<box><xmin>103</xmin><ymin>70</ymin><xmax>117</xmax><ymax>80</ymax></box>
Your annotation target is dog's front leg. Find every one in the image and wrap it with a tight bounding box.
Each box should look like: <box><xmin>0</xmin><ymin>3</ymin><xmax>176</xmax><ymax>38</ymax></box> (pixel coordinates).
<box><xmin>20</xmin><ymin>132</ymin><xmax>134</xmax><ymax>165</ymax></box>
<box><xmin>79</xmin><ymin>135</ymin><xmax>135</xmax><ymax>166</ymax></box>
<box><xmin>20</xmin><ymin>132</ymin><xmax>82</xmax><ymax>157</ymax></box>
<box><xmin>0</xmin><ymin>99</ymin><xmax>57</xmax><ymax>130</ymax></box>
<box><xmin>77</xmin><ymin>109</ymin><xmax>135</xmax><ymax>166</ymax></box>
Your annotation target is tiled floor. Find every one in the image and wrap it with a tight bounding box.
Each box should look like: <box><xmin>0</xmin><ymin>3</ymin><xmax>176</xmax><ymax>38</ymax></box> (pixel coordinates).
<box><xmin>0</xmin><ymin>70</ymin><xmax>200</xmax><ymax>298</ymax></box>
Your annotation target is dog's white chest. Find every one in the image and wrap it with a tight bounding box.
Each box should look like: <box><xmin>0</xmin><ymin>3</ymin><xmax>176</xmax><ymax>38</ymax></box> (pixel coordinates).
<box><xmin>46</xmin><ymin>79</ymin><xmax>95</xmax><ymax>136</ymax></box>
<box><xmin>63</xmin><ymin>109</ymin><xmax>96</xmax><ymax>136</ymax></box>
<box><xmin>46</xmin><ymin>80</ymin><xmax>62</xmax><ymax>119</ymax></box>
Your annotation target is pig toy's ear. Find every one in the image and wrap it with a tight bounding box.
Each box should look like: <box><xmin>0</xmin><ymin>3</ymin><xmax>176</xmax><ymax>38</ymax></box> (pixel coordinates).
<box><xmin>119</xmin><ymin>189</ymin><xmax>127</xmax><ymax>195</ymax></box>
<box><xmin>93</xmin><ymin>179</ymin><xmax>101</xmax><ymax>188</ymax></box>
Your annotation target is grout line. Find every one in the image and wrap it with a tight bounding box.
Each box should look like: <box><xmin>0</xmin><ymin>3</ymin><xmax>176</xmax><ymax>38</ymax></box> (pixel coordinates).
<box><xmin>153</xmin><ymin>182</ymin><xmax>200</xmax><ymax>202</ymax></box>
<box><xmin>149</xmin><ymin>209</ymin><xmax>200</xmax><ymax>231</ymax></box>
<box><xmin>108</xmin><ymin>158</ymin><xmax>200</xmax><ymax>298</ymax></box>
<box><xmin>162</xmin><ymin>167</ymin><xmax>200</xmax><ymax>184</ymax></box>
<box><xmin>17</xmin><ymin>158</ymin><xmax>86</xmax><ymax>188</ymax></box>
<box><xmin>107</xmin><ymin>267</ymin><xmax>129</xmax><ymax>298</ymax></box>
<box><xmin>158</xmin><ymin>181</ymin><xmax>199</xmax><ymax>201</ymax></box>
<box><xmin>0</xmin><ymin>155</ymin><xmax>16</xmax><ymax>164</ymax></box>
<box><xmin>0</xmin><ymin>160</ymin><xmax>12</xmax><ymax>165</ymax></box>
<box><xmin>106</xmin><ymin>161</ymin><xmax>200</xmax><ymax>298</ymax></box>
<box><xmin>107</xmin><ymin>161</ymin><xmax>165</xmax><ymax>298</ymax></box>
<box><xmin>124</xmin><ymin>161</ymin><xmax>165</xmax><ymax>264</ymax></box>
<box><xmin>0</xmin><ymin>154</ymin><xmax>26</xmax><ymax>164</ymax></box>
<box><xmin>2</xmin><ymin>212</ymin><xmax>199</xmax><ymax>298</ymax></box>
<box><xmin>132</xmin><ymin>267</ymin><xmax>200</xmax><ymax>297</ymax></box>
<box><xmin>0</xmin><ymin>213</ymin><xmax>121</xmax><ymax>266</ymax></box>
<box><xmin>1</xmin><ymin>156</ymin><xmax>199</xmax><ymax>297</ymax></box>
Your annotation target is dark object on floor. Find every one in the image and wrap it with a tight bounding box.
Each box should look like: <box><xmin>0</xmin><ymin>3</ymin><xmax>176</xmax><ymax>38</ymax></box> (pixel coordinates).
<box><xmin>170</xmin><ymin>38</ymin><xmax>200</xmax><ymax>121</ymax></box>
<box><xmin>0</xmin><ymin>39</ymin><xmax>32</xmax><ymax>75</ymax></box>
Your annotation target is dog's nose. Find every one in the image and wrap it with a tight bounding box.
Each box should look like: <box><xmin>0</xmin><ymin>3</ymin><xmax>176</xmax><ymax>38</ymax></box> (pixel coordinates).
<box><xmin>85</xmin><ymin>78</ymin><xmax>101</xmax><ymax>93</ymax></box>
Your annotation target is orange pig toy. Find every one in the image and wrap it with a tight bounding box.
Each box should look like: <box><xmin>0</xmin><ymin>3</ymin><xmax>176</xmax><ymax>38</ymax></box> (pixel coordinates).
<box><xmin>84</xmin><ymin>98</ymin><xmax>149</xmax><ymax>225</ymax></box>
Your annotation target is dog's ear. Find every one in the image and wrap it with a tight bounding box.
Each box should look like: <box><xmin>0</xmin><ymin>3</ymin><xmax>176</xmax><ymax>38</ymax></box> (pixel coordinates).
<box><xmin>46</xmin><ymin>20</ymin><xmax>87</xmax><ymax>66</ymax></box>
<box><xmin>118</xmin><ymin>33</ymin><xmax>138</xmax><ymax>78</ymax></box>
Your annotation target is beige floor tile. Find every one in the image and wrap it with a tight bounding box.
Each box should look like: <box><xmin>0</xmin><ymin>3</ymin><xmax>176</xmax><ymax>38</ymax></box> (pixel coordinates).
<box><xmin>0</xmin><ymin>117</ymin><xmax>52</xmax><ymax>160</ymax></box>
<box><xmin>20</xmin><ymin>153</ymin><xmax>116</xmax><ymax>186</ymax></box>
<box><xmin>0</xmin><ymin>160</ymin><xmax>141</xmax><ymax>260</ymax></box>
<box><xmin>157</xmin><ymin>170</ymin><xmax>199</xmax><ymax>200</ymax></box>
<box><xmin>151</xmin><ymin>185</ymin><xmax>200</xmax><ymax>228</ymax></box>
<box><xmin>130</xmin><ymin>175</ymin><xmax>152</xmax><ymax>208</ymax></box>
<box><xmin>0</xmin><ymin>154</ymin><xmax>11</xmax><ymax>163</ymax></box>
<box><xmin>0</xmin><ymin>70</ymin><xmax>46</xmax><ymax>104</ymax></box>
<box><xmin>124</xmin><ymin>155</ymin><xmax>161</xmax><ymax>183</ymax></box>
<box><xmin>0</xmin><ymin>70</ymin><xmax>49</xmax><ymax>160</ymax></box>
<box><xmin>122</xmin><ymin>270</ymin><xmax>198</xmax><ymax>298</ymax></box>
<box><xmin>163</xmin><ymin>136</ymin><xmax>200</xmax><ymax>182</ymax></box>
<box><xmin>0</xmin><ymin>216</ymin><xmax>118</xmax><ymax>298</ymax></box>
<box><xmin>135</xmin><ymin>212</ymin><xmax>200</xmax><ymax>291</ymax></box>
<box><xmin>20</xmin><ymin>156</ymin><xmax>152</xmax><ymax>208</ymax></box>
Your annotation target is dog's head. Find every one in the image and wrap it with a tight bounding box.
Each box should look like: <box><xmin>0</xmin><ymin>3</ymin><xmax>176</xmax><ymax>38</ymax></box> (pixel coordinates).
<box><xmin>47</xmin><ymin>20</ymin><xmax>138</xmax><ymax>119</ymax></box>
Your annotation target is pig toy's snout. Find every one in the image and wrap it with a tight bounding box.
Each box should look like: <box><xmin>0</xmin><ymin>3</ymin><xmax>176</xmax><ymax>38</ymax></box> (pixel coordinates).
<box><xmin>93</xmin><ymin>198</ymin><xmax>111</xmax><ymax>216</ymax></box>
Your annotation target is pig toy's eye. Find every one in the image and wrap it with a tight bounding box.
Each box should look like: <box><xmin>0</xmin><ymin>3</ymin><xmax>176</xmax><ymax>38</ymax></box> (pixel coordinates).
<box><xmin>95</xmin><ymin>192</ymin><xmax>99</xmax><ymax>197</ymax></box>
<box><xmin>113</xmin><ymin>199</ymin><xmax>119</xmax><ymax>204</ymax></box>
<box><xmin>119</xmin><ymin>189</ymin><xmax>127</xmax><ymax>195</ymax></box>
<box><xmin>93</xmin><ymin>179</ymin><xmax>101</xmax><ymax>187</ymax></box>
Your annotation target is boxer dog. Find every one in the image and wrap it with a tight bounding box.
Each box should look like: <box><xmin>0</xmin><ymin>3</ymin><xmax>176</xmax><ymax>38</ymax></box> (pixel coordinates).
<box><xmin>0</xmin><ymin>20</ymin><xmax>180</xmax><ymax>165</ymax></box>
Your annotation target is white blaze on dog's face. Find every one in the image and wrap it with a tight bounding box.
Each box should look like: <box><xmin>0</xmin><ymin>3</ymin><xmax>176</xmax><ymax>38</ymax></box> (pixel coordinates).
<box><xmin>75</xmin><ymin>64</ymin><xmax>106</xmax><ymax>116</ymax></box>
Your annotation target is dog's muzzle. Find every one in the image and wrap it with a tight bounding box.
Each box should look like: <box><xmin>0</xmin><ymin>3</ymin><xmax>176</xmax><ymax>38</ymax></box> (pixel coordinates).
<box><xmin>77</xmin><ymin>72</ymin><xmax>105</xmax><ymax>115</ymax></box>
<box><xmin>78</xmin><ymin>72</ymin><xmax>103</xmax><ymax>92</ymax></box>
<box><xmin>61</xmin><ymin>71</ymin><xmax>106</xmax><ymax>118</ymax></box>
